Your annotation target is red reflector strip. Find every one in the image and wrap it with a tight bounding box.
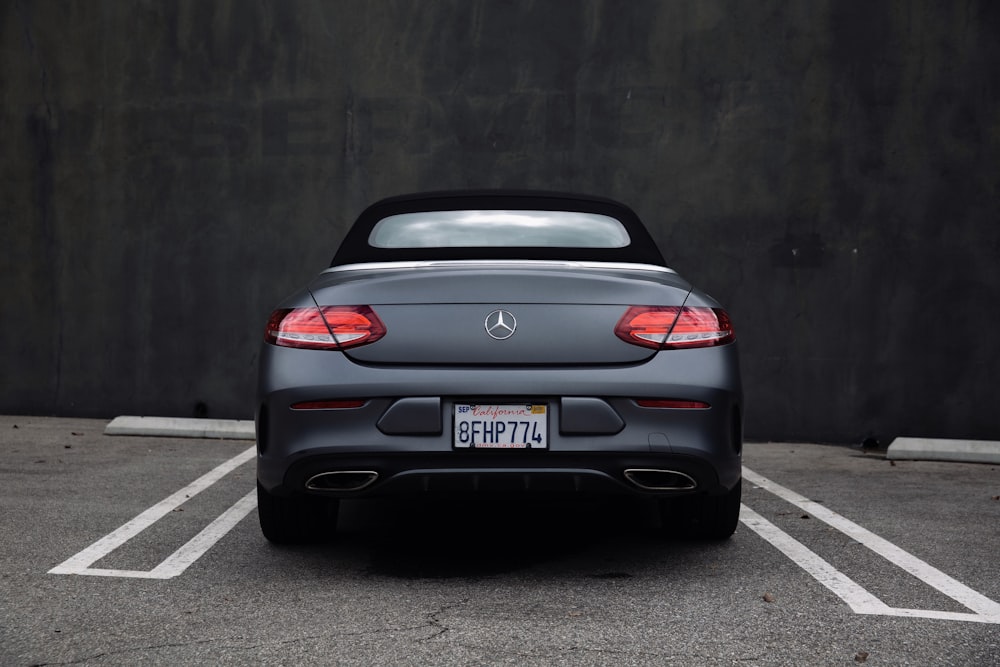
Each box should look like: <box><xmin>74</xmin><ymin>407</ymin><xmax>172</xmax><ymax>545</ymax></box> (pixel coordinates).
<box><xmin>635</xmin><ymin>399</ymin><xmax>711</xmax><ymax>409</ymax></box>
<box><xmin>290</xmin><ymin>400</ymin><xmax>367</xmax><ymax>410</ymax></box>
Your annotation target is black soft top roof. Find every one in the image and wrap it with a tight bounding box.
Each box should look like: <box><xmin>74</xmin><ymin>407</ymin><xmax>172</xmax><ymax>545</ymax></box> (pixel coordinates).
<box><xmin>330</xmin><ymin>190</ymin><xmax>666</xmax><ymax>267</ymax></box>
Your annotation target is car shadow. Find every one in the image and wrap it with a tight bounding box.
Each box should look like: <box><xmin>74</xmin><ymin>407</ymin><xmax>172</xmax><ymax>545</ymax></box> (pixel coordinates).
<box><xmin>325</xmin><ymin>494</ymin><xmax>695</xmax><ymax>580</ymax></box>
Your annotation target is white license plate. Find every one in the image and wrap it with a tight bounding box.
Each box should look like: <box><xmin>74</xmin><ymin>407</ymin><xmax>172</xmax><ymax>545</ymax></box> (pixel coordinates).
<box><xmin>453</xmin><ymin>404</ymin><xmax>548</xmax><ymax>449</ymax></box>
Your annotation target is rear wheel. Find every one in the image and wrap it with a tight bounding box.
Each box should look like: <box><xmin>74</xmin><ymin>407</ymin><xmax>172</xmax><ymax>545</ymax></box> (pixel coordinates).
<box><xmin>257</xmin><ymin>482</ymin><xmax>339</xmax><ymax>544</ymax></box>
<box><xmin>659</xmin><ymin>479</ymin><xmax>741</xmax><ymax>540</ymax></box>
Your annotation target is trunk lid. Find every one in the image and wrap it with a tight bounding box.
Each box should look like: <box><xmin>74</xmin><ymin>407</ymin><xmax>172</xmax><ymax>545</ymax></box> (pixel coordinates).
<box><xmin>307</xmin><ymin>262</ymin><xmax>692</xmax><ymax>366</ymax></box>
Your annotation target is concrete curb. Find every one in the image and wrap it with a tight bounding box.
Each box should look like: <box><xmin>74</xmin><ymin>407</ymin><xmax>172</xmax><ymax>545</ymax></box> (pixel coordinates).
<box><xmin>105</xmin><ymin>416</ymin><xmax>255</xmax><ymax>440</ymax></box>
<box><xmin>887</xmin><ymin>437</ymin><xmax>1000</xmax><ymax>465</ymax></box>
<box><xmin>101</xmin><ymin>417</ymin><xmax>1000</xmax><ymax>465</ymax></box>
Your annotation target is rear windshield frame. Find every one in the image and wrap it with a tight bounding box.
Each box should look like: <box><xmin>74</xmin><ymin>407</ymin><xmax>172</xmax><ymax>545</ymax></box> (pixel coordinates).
<box><xmin>330</xmin><ymin>191</ymin><xmax>667</xmax><ymax>267</ymax></box>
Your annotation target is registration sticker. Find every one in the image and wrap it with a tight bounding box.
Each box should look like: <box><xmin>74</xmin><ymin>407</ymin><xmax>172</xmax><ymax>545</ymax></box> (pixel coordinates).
<box><xmin>454</xmin><ymin>404</ymin><xmax>547</xmax><ymax>449</ymax></box>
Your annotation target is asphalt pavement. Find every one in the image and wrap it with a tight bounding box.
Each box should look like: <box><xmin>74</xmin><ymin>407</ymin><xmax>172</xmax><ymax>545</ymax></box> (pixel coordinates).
<box><xmin>2</xmin><ymin>416</ymin><xmax>999</xmax><ymax>666</ymax></box>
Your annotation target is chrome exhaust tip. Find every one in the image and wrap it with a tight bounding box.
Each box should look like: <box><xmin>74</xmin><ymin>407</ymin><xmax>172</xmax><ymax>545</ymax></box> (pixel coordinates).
<box><xmin>305</xmin><ymin>471</ymin><xmax>378</xmax><ymax>492</ymax></box>
<box><xmin>623</xmin><ymin>469</ymin><xmax>697</xmax><ymax>491</ymax></box>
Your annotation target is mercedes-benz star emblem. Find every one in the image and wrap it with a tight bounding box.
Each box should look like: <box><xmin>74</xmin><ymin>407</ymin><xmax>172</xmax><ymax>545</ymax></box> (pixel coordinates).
<box><xmin>485</xmin><ymin>309</ymin><xmax>517</xmax><ymax>340</ymax></box>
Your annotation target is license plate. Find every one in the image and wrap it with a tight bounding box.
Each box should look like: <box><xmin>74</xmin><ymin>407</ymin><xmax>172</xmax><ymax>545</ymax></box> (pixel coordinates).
<box><xmin>454</xmin><ymin>404</ymin><xmax>547</xmax><ymax>449</ymax></box>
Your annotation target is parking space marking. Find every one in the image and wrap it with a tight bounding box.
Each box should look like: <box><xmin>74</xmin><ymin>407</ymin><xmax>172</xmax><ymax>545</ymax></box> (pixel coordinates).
<box><xmin>49</xmin><ymin>446</ymin><xmax>256</xmax><ymax>579</ymax></box>
<box><xmin>739</xmin><ymin>504</ymin><xmax>892</xmax><ymax>614</ymax></box>
<box><xmin>45</xmin><ymin>449</ymin><xmax>1000</xmax><ymax>615</ymax></box>
<box><xmin>742</xmin><ymin>466</ymin><xmax>1000</xmax><ymax>624</ymax></box>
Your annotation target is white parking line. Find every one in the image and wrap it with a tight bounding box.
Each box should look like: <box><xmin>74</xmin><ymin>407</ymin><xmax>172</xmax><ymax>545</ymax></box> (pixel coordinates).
<box><xmin>742</xmin><ymin>466</ymin><xmax>1000</xmax><ymax>624</ymax></box>
<box><xmin>145</xmin><ymin>489</ymin><xmax>258</xmax><ymax>579</ymax></box>
<box><xmin>47</xmin><ymin>450</ymin><xmax>1000</xmax><ymax>618</ymax></box>
<box><xmin>739</xmin><ymin>504</ymin><xmax>892</xmax><ymax>614</ymax></box>
<box><xmin>49</xmin><ymin>446</ymin><xmax>256</xmax><ymax>579</ymax></box>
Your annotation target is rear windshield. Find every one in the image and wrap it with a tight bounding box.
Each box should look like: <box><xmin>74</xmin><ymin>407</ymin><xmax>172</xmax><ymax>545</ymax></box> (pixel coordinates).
<box><xmin>331</xmin><ymin>192</ymin><xmax>667</xmax><ymax>267</ymax></box>
<box><xmin>369</xmin><ymin>210</ymin><xmax>631</xmax><ymax>249</ymax></box>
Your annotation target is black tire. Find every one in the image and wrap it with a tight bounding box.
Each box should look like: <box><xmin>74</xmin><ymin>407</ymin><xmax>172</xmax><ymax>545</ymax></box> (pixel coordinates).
<box><xmin>659</xmin><ymin>479</ymin><xmax>741</xmax><ymax>540</ymax></box>
<box><xmin>257</xmin><ymin>482</ymin><xmax>339</xmax><ymax>544</ymax></box>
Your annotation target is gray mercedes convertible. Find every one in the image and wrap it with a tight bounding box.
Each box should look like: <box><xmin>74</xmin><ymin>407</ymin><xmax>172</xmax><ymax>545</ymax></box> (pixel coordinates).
<box><xmin>256</xmin><ymin>191</ymin><xmax>743</xmax><ymax>543</ymax></box>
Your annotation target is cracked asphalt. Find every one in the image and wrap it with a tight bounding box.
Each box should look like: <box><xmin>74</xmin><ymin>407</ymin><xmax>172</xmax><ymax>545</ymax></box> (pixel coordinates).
<box><xmin>2</xmin><ymin>416</ymin><xmax>999</xmax><ymax>665</ymax></box>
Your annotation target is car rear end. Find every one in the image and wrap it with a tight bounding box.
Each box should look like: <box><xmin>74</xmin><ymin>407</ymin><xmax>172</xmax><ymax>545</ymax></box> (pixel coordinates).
<box><xmin>255</xmin><ymin>192</ymin><xmax>743</xmax><ymax>543</ymax></box>
<box><xmin>257</xmin><ymin>264</ymin><xmax>741</xmax><ymax>517</ymax></box>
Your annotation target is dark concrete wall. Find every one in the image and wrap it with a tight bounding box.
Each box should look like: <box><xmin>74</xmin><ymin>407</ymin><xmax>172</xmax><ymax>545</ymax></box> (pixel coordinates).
<box><xmin>3</xmin><ymin>1</ymin><xmax>999</xmax><ymax>443</ymax></box>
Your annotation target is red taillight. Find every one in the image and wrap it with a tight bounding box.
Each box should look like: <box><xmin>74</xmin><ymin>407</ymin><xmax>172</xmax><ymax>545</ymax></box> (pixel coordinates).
<box><xmin>614</xmin><ymin>306</ymin><xmax>734</xmax><ymax>349</ymax></box>
<box><xmin>319</xmin><ymin>306</ymin><xmax>387</xmax><ymax>347</ymax></box>
<box><xmin>635</xmin><ymin>399</ymin><xmax>711</xmax><ymax>409</ymax></box>
<box><xmin>614</xmin><ymin>306</ymin><xmax>680</xmax><ymax>348</ymax></box>
<box><xmin>265</xmin><ymin>308</ymin><xmax>334</xmax><ymax>349</ymax></box>
<box><xmin>265</xmin><ymin>306</ymin><xmax>386</xmax><ymax>350</ymax></box>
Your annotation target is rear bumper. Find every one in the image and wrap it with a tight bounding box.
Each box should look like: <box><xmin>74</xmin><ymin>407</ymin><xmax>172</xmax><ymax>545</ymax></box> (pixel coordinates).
<box><xmin>256</xmin><ymin>343</ymin><xmax>743</xmax><ymax>498</ymax></box>
<box><xmin>270</xmin><ymin>451</ymin><xmax>737</xmax><ymax>498</ymax></box>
